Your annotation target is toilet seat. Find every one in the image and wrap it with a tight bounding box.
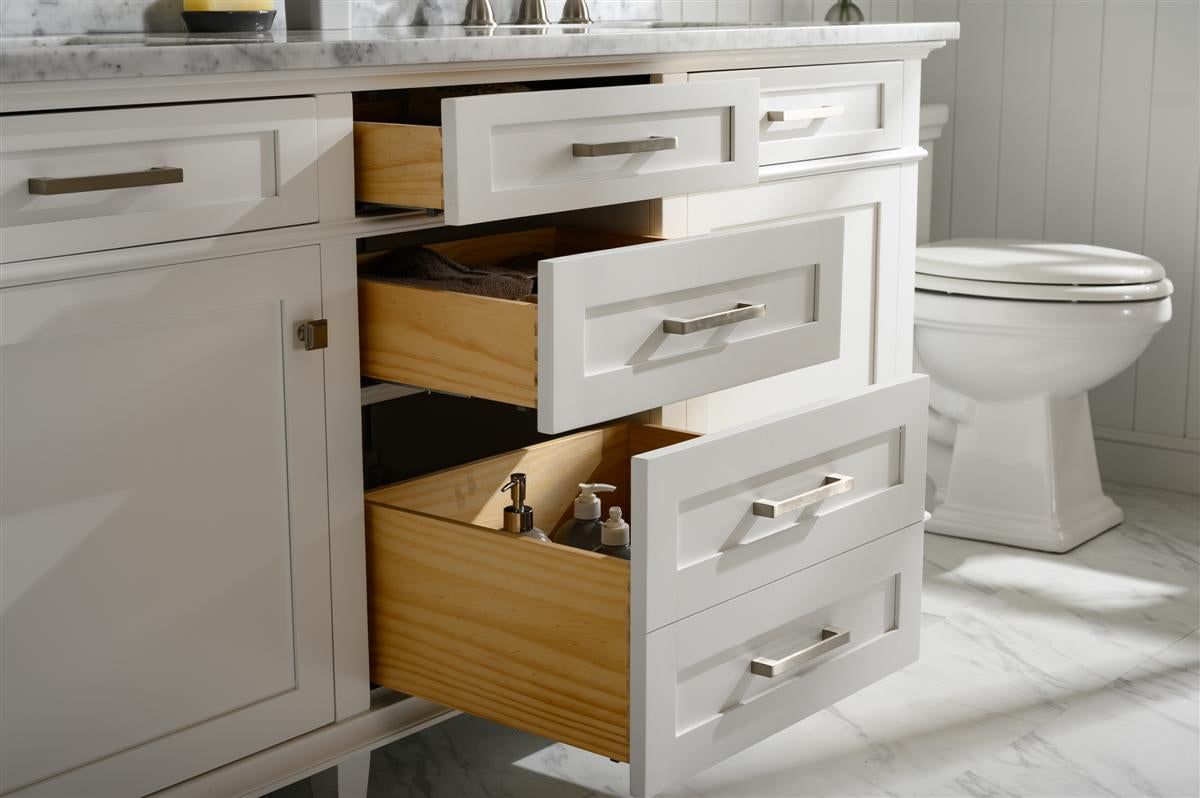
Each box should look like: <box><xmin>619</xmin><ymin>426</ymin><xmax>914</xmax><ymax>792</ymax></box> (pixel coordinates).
<box><xmin>915</xmin><ymin>273</ymin><xmax>1173</xmax><ymax>302</ymax></box>
<box><xmin>916</xmin><ymin>239</ymin><xmax>1172</xmax><ymax>302</ymax></box>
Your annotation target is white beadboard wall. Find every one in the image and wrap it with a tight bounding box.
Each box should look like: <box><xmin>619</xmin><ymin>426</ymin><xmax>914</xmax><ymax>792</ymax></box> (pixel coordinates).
<box><xmin>915</xmin><ymin>0</ymin><xmax>1200</xmax><ymax>493</ymax></box>
<box><xmin>660</xmin><ymin>0</ymin><xmax>918</xmax><ymax>22</ymax></box>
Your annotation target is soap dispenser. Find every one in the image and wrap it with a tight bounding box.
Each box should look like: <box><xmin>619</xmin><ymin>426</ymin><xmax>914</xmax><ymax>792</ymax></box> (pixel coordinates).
<box><xmin>552</xmin><ymin>482</ymin><xmax>617</xmax><ymax>550</ymax></box>
<box><xmin>595</xmin><ymin>506</ymin><xmax>631</xmax><ymax>560</ymax></box>
<box><xmin>500</xmin><ymin>473</ymin><xmax>551</xmax><ymax>542</ymax></box>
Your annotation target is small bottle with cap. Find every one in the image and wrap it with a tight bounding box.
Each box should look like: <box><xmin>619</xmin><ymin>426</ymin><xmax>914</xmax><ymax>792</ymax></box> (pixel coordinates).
<box><xmin>552</xmin><ymin>482</ymin><xmax>617</xmax><ymax>550</ymax></box>
<box><xmin>594</xmin><ymin>506</ymin><xmax>631</xmax><ymax>560</ymax></box>
<box><xmin>500</xmin><ymin>473</ymin><xmax>550</xmax><ymax>543</ymax></box>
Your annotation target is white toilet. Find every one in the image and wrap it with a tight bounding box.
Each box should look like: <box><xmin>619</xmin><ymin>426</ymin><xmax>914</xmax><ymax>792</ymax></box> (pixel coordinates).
<box><xmin>915</xmin><ymin>105</ymin><xmax>1173</xmax><ymax>553</ymax></box>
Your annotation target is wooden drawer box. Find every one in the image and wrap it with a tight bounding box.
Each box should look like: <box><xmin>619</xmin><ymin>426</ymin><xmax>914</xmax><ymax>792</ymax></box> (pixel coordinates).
<box><xmin>353</xmin><ymin>79</ymin><xmax>758</xmax><ymax>225</ymax></box>
<box><xmin>366</xmin><ymin>383</ymin><xmax>926</xmax><ymax>796</ymax></box>
<box><xmin>691</xmin><ymin>62</ymin><xmax>903</xmax><ymax>166</ymax></box>
<box><xmin>0</xmin><ymin>98</ymin><xmax>319</xmax><ymax>263</ymax></box>
<box><xmin>358</xmin><ymin>218</ymin><xmax>846</xmax><ymax>434</ymax></box>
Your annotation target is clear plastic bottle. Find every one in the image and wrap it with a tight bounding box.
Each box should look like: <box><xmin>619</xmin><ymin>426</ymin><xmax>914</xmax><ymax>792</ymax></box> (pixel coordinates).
<box><xmin>551</xmin><ymin>483</ymin><xmax>617</xmax><ymax>550</ymax></box>
<box><xmin>500</xmin><ymin>473</ymin><xmax>550</xmax><ymax>542</ymax></box>
<box><xmin>594</xmin><ymin>506</ymin><xmax>631</xmax><ymax>560</ymax></box>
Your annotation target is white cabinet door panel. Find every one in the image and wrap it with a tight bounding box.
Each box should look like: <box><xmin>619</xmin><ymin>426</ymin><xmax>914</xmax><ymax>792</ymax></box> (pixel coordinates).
<box><xmin>0</xmin><ymin>247</ymin><xmax>333</xmax><ymax>795</ymax></box>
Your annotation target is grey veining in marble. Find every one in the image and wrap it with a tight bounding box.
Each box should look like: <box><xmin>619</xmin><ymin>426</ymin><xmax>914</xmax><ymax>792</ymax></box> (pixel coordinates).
<box><xmin>0</xmin><ymin>20</ymin><xmax>960</xmax><ymax>83</ymax></box>
<box><xmin>267</xmin><ymin>482</ymin><xmax>1198</xmax><ymax>798</ymax></box>
<box><xmin>0</xmin><ymin>0</ymin><xmax>286</xmax><ymax>37</ymax></box>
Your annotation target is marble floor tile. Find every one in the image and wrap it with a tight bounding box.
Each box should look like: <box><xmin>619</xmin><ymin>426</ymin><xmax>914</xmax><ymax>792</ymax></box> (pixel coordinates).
<box><xmin>933</xmin><ymin>630</ymin><xmax>1200</xmax><ymax>798</ymax></box>
<box><xmin>921</xmin><ymin>531</ymin><xmax>1059</xmax><ymax>619</ymax></box>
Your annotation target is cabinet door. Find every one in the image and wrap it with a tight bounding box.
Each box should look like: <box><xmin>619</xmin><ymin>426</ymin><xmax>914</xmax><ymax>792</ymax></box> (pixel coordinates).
<box><xmin>0</xmin><ymin>247</ymin><xmax>333</xmax><ymax>796</ymax></box>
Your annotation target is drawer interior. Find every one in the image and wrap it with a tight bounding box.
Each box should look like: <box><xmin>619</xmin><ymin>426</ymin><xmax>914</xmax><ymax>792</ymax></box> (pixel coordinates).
<box><xmin>353</xmin><ymin>78</ymin><xmax>647</xmax><ymax>212</ymax></box>
<box><xmin>365</xmin><ymin>421</ymin><xmax>698</xmax><ymax>761</ymax></box>
<box><xmin>357</xmin><ymin>225</ymin><xmax>658</xmax><ymax>407</ymax></box>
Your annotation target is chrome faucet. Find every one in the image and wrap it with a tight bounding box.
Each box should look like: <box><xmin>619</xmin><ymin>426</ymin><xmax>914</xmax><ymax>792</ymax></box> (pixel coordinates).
<box><xmin>515</xmin><ymin>0</ymin><xmax>549</xmax><ymax>25</ymax></box>
<box><xmin>464</xmin><ymin>0</ymin><xmax>496</xmax><ymax>26</ymax></box>
<box><xmin>560</xmin><ymin>0</ymin><xmax>592</xmax><ymax>24</ymax></box>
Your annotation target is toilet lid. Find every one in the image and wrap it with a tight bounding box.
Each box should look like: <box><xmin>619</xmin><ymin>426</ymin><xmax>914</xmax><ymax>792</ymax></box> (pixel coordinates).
<box><xmin>916</xmin><ymin>239</ymin><xmax>1165</xmax><ymax>285</ymax></box>
<box><xmin>915</xmin><ymin>273</ymin><xmax>1174</xmax><ymax>302</ymax></box>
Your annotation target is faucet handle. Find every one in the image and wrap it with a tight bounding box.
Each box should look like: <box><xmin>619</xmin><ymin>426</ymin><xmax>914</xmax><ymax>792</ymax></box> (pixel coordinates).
<box><xmin>515</xmin><ymin>0</ymin><xmax>549</xmax><ymax>25</ymax></box>
<box><xmin>464</xmin><ymin>0</ymin><xmax>496</xmax><ymax>26</ymax></box>
<box><xmin>560</xmin><ymin>0</ymin><xmax>592</xmax><ymax>23</ymax></box>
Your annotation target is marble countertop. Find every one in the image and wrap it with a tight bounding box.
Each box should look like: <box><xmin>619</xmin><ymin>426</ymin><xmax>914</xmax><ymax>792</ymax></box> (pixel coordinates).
<box><xmin>0</xmin><ymin>21</ymin><xmax>958</xmax><ymax>84</ymax></box>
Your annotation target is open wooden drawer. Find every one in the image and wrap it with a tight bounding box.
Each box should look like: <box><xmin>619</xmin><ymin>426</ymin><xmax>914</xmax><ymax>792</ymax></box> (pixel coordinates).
<box><xmin>366</xmin><ymin>377</ymin><xmax>927</xmax><ymax>797</ymax></box>
<box><xmin>358</xmin><ymin>217</ymin><xmax>847</xmax><ymax>434</ymax></box>
<box><xmin>353</xmin><ymin>79</ymin><xmax>758</xmax><ymax>225</ymax></box>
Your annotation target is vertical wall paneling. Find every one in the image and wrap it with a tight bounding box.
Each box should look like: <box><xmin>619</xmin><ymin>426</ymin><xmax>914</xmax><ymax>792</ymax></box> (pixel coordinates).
<box><xmin>898</xmin><ymin>0</ymin><xmax>915</xmax><ymax>21</ymax></box>
<box><xmin>948</xmin><ymin>0</ymin><xmax>1005</xmax><ymax>239</ymax></box>
<box><xmin>781</xmin><ymin>0</ymin><xmax>815</xmax><ymax>22</ymax></box>
<box><xmin>1189</xmin><ymin>198</ymin><xmax>1200</xmax><ymax>441</ymax></box>
<box><xmin>872</xmin><ymin>0</ymin><xmax>899</xmax><ymax>23</ymax></box>
<box><xmin>660</xmin><ymin>0</ymin><xmax>682</xmax><ymax>21</ymax></box>
<box><xmin>750</xmin><ymin>0</ymin><xmax>783</xmax><ymax>22</ymax></box>
<box><xmin>1132</xmin><ymin>0</ymin><xmax>1200</xmax><ymax>437</ymax></box>
<box><xmin>1042</xmin><ymin>0</ymin><xmax>1105</xmax><ymax>244</ymax></box>
<box><xmin>1087</xmin><ymin>0</ymin><xmax>1158</xmax><ymax>429</ymax></box>
<box><xmin>717</xmin><ymin>0</ymin><xmax>750</xmax><ymax>22</ymax></box>
<box><xmin>915</xmin><ymin>0</ymin><xmax>959</xmax><ymax>243</ymax></box>
<box><xmin>994</xmin><ymin>0</ymin><xmax>1053</xmax><ymax>239</ymax></box>
<box><xmin>680</xmin><ymin>0</ymin><xmax>717</xmax><ymax>22</ymax></box>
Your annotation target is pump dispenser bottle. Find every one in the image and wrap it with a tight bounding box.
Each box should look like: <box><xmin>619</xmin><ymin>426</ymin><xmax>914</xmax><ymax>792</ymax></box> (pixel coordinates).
<box><xmin>595</xmin><ymin>506</ymin><xmax>631</xmax><ymax>560</ymax></box>
<box><xmin>552</xmin><ymin>482</ymin><xmax>616</xmax><ymax>550</ymax></box>
<box><xmin>500</xmin><ymin>473</ymin><xmax>550</xmax><ymax>542</ymax></box>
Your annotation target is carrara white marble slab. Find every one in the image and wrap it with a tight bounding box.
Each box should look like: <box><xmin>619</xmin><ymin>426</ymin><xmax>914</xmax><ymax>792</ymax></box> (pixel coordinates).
<box><xmin>0</xmin><ymin>21</ymin><xmax>959</xmax><ymax>84</ymax></box>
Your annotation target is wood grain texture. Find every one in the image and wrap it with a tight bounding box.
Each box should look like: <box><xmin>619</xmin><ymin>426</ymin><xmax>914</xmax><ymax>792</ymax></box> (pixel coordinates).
<box><xmin>365</xmin><ymin>424</ymin><xmax>650</xmax><ymax>761</ymax></box>
<box><xmin>357</xmin><ymin>228</ymin><xmax>657</xmax><ymax>409</ymax></box>
<box><xmin>353</xmin><ymin>121</ymin><xmax>444</xmax><ymax>209</ymax></box>
<box><xmin>366</xmin><ymin>424</ymin><xmax>632</xmax><ymax>532</ymax></box>
<box><xmin>366</xmin><ymin>504</ymin><xmax>630</xmax><ymax>761</ymax></box>
<box><xmin>358</xmin><ymin>278</ymin><xmax>538</xmax><ymax>408</ymax></box>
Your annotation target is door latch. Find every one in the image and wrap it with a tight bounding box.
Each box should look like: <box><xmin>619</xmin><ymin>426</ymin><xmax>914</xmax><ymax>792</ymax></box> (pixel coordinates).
<box><xmin>297</xmin><ymin>319</ymin><xmax>329</xmax><ymax>351</ymax></box>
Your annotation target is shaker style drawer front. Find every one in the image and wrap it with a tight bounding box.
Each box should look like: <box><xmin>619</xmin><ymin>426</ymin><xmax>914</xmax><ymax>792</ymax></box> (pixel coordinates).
<box><xmin>365</xmin><ymin>380</ymin><xmax>926</xmax><ymax>797</ymax></box>
<box><xmin>635</xmin><ymin>375</ymin><xmax>928</xmax><ymax>632</ymax></box>
<box><xmin>358</xmin><ymin>217</ymin><xmax>846</xmax><ymax>434</ymax></box>
<box><xmin>0</xmin><ymin>98</ymin><xmax>320</xmax><ymax>262</ymax></box>
<box><xmin>354</xmin><ymin>79</ymin><xmax>759</xmax><ymax>225</ymax></box>
<box><xmin>691</xmin><ymin>62</ymin><xmax>903</xmax><ymax>166</ymax></box>
<box><xmin>635</xmin><ymin>523</ymin><xmax>922</xmax><ymax>798</ymax></box>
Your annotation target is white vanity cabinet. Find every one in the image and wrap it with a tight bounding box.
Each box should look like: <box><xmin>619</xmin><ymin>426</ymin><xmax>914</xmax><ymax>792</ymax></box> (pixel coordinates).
<box><xmin>0</xmin><ymin>246</ymin><xmax>335</xmax><ymax>796</ymax></box>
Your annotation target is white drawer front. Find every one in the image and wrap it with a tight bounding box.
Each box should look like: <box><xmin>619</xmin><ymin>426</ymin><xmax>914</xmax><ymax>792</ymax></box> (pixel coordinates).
<box><xmin>632</xmin><ymin>523</ymin><xmax>923</xmax><ymax>798</ymax></box>
<box><xmin>538</xmin><ymin>216</ymin><xmax>845</xmax><ymax>433</ymax></box>
<box><xmin>692</xmin><ymin>62</ymin><xmax>903</xmax><ymax>165</ymax></box>
<box><xmin>633</xmin><ymin>376</ymin><xmax>927</xmax><ymax>632</ymax></box>
<box><xmin>0</xmin><ymin>98</ymin><xmax>319</xmax><ymax>262</ymax></box>
<box><xmin>442</xmin><ymin>80</ymin><xmax>758</xmax><ymax>225</ymax></box>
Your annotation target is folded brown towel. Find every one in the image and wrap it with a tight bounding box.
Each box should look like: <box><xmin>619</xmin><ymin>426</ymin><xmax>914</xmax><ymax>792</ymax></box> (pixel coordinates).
<box><xmin>366</xmin><ymin>246</ymin><xmax>537</xmax><ymax>301</ymax></box>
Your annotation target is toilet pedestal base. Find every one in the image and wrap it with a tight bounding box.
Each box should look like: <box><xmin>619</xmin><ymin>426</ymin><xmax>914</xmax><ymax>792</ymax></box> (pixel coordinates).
<box><xmin>926</xmin><ymin>392</ymin><xmax>1124</xmax><ymax>553</ymax></box>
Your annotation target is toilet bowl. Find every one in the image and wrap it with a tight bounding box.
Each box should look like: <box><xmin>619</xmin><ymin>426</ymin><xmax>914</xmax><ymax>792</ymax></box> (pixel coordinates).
<box><xmin>915</xmin><ymin>106</ymin><xmax>1173</xmax><ymax>552</ymax></box>
<box><xmin>914</xmin><ymin>240</ymin><xmax>1172</xmax><ymax>551</ymax></box>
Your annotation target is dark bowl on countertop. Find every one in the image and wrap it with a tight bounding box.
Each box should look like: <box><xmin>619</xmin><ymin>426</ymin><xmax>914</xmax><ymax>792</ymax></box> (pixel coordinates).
<box><xmin>181</xmin><ymin>10</ymin><xmax>276</xmax><ymax>33</ymax></box>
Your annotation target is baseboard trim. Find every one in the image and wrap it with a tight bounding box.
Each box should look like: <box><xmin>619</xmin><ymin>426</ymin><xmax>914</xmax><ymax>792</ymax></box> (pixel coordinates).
<box><xmin>1094</xmin><ymin>427</ymin><xmax>1200</xmax><ymax>495</ymax></box>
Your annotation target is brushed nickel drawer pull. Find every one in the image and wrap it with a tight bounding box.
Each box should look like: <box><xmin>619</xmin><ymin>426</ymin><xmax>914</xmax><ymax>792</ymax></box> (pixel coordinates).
<box><xmin>750</xmin><ymin>626</ymin><xmax>850</xmax><ymax>678</ymax></box>
<box><xmin>297</xmin><ymin>319</ymin><xmax>329</xmax><ymax>351</ymax></box>
<box><xmin>662</xmin><ymin>302</ymin><xmax>766</xmax><ymax>335</ymax></box>
<box><xmin>572</xmin><ymin>136</ymin><xmax>679</xmax><ymax>158</ymax></box>
<box><xmin>766</xmin><ymin>105</ymin><xmax>846</xmax><ymax>123</ymax></box>
<box><xmin>27</xmin><ymin>167</ymin><xmax>184</xmax><ymax>196</ymax></box>
<box><xmin>751</xmin><ymin>473</ymin><xmax>854</xmax><ymax>518</ymax></box>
